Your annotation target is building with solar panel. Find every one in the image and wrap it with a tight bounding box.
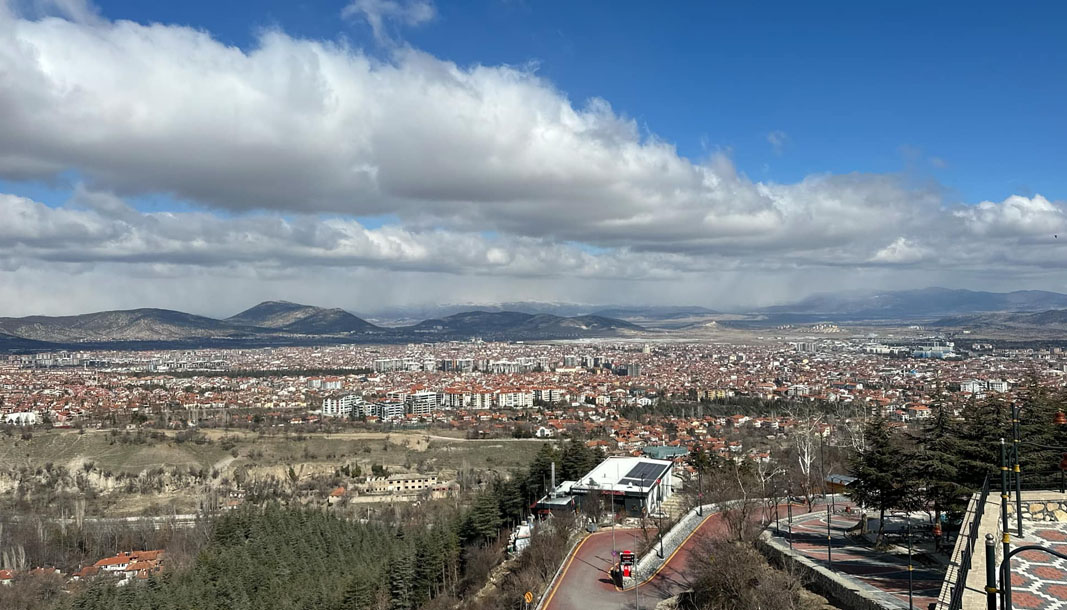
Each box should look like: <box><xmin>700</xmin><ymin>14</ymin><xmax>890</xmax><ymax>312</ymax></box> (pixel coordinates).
<box><xmin>569</xmin><ymin>456</ymin><xmax>674</xmax><ymax>517</ymax></box>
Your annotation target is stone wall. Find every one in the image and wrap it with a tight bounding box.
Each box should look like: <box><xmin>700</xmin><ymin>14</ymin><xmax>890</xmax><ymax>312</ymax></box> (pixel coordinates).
<box><xmin>758</xmin><ymin>527</ymin><xmax>907</xmax><ymax>610</ymax></box>
<box><xmin>1007</xmin><ymin>500</ymin><xmax>1067</xmax><ymax>522</ymax></box>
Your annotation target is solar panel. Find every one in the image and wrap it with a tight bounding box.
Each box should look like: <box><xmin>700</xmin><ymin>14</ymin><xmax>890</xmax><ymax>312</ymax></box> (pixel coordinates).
<box><xmin>618</xmin><ymin>461</ymin><xmax>668</xmax><ymax>488</ymax></box>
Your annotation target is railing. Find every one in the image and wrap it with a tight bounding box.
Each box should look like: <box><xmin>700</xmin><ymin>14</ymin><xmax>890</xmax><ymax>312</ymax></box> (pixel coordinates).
<box><xmin>947</xmin><ymin>475</ymin><xmax>991</xmax><ymax>610</ymax></box>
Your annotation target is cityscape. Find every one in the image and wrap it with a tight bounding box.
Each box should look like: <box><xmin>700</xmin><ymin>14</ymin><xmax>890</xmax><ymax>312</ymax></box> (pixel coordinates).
<box><xmin>1</xmin><ymin>2</ymin><xmax>1065</xmax><ymax>610</ymax></box>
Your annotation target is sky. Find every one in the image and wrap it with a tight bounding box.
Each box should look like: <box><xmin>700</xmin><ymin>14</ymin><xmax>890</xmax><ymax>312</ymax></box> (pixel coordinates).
<box><xmin>0</xmin><ymin>0</ymin><xmax>1065</xmax><ymax>317</ymax></box>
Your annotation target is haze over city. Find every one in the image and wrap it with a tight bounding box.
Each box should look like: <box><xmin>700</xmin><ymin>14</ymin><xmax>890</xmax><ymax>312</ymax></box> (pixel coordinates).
<box><xmin>0</xmin><ymin>0</ymin><xmax>1064</xmax><ymax>317</ymax></box>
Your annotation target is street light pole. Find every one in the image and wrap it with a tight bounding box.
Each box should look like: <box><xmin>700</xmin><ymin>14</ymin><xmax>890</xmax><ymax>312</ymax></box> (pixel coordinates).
<box><xmin>1013</xmin><ymin>403</ymin><xmax>1023</xmax><ymax>538</ymax></box>
<box><xmin>633</xmin><ymin>530</ymin><xmax>641</xmax><ymax>610</ymax></box>
<box><xmin>788</xmin><ymin>493</ymin><xmax>794</xmax><ymax>551</ymax></box>
<box><xmin>907</xmin><ymin>513</ymin><xmax>914</xmax><ymax>609</ymax></box>
<box><xmin>1000</xmin><ymin>438</ymin><xmax>1012</xmax><ymax>610</ymax></box>
<box><xmin>826</xmin><ymin>502</ymin><xmax>832</xmax><ymax>569</ymax></box>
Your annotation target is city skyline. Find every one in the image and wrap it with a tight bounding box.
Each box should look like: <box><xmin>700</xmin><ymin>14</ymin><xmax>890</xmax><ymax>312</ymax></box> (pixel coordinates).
<box><xmin>1</xmin><ymin>0</ymin><xmax>1065</xmax><ymax>317</ymax></box>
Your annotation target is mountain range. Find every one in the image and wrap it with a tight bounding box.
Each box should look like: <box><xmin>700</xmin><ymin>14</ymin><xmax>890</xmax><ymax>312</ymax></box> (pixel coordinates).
<box><xmin>759</xmin><ymin>287</ymin><xmax>1067</xmax><ymax>320</ymax></box>
<box><xmin>0</xmin><ymin>301</ymin><xmax>645</xmax><ymax>349</ymax></box>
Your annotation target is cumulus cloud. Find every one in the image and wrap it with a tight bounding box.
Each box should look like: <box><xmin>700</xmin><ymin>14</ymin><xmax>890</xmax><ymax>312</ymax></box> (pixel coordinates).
<box><xmin>0</xmin><ymin>7</ymin><xmax>1064</xmax><ymax>313</ymax></box>
<box><xmin>0</xmin><ymin>190</ymin><xmax>697</xmax><ymax>279</ymax></box>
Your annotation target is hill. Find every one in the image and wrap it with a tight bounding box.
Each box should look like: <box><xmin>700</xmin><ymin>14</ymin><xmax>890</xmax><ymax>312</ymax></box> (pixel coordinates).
<box><xmin>227</xmin><ymin>301</ymin><xmax>377</xmax><ymax>333</ymax></box>
<box><xmin>0</xmin><ymin>308</ymin><xmax>251</xmax><ymax>342</ymax></box>
<box><xmin>406</xmin><ymin>310</ymin><xmax>643</xmax><ymax>339</ymax></box>
<box><xmin>0</xmin><ymin>305</ymin><xmax>643</xmax><ymax>349</ymax></box>
<box><xmin>762</xmin><ymin>288</ymin><xmax>1067</xmax><ymax>320</ymax></box>
<box><xmin>932</xmin><ymin>309</ymin><xmax>1067</xmax><ymax>330</ymax></box>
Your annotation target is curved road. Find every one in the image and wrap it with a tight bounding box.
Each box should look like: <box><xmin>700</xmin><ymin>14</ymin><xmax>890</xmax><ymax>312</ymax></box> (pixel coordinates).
<box><xmin>543</xmin><ymin>511</ymin><xmax>729</xmax><ymax>610</ymax></box>
<box><xmin>542</xmin><ymin>503</ymin><xmax>828</xmax><ymax>610</ymax></box>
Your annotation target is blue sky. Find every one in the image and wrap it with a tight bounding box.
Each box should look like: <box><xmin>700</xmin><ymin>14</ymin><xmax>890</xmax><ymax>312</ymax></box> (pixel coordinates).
<box><xmin>88</xmin><ymin>0</ymin><xmax>1065</xmax><ymax>205</ymax></box>
<box><xmin>1</xmin><ymin>0</ymin><xmax>1066</xmax><ymax>315</ymax></box>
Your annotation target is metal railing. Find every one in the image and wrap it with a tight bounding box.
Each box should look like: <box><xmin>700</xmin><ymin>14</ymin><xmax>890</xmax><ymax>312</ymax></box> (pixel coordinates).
<box><xmin>947</xmin><ymin>475</ymin><xmax>991</xmax><ymax>610</ymax></box>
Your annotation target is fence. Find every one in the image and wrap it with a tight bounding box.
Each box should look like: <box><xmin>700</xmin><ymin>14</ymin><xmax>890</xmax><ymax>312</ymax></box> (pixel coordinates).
<box><xmin>946</xmin><ymin>474</ymin><xmax>990</xmax><ymax>610</ymax></box>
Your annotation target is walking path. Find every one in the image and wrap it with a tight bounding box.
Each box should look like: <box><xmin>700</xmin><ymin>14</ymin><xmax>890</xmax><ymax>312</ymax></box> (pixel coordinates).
<box><xmin>542</xmin><ymin>500</ymin><xmax>948</xmax><ymax>610</ymax></box>
<box><xmin>775</xmin><ymin>508</ymin><xmax>944</xmax><ymax>609</ymax></box>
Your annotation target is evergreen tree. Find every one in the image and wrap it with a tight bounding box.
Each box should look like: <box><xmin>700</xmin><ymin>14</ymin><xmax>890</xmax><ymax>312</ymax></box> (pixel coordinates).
<box><xmin>914</xmin><ymin>401</ymin><xmax>969</xmax><ymax>521</ymax></box>
<box><xmin>338</xmin><ymin>574</ymin><xmax>378</xmax><ymax>610</ymax></box>
<box><xmin>388</xmin><ymin>534</ymin><xmax>415</xmax><ymax>610</ymax></box>
<box><xmin>847</xmin><ymin>415</ymin><xmax>918</xmax><ymax>543</ymax></box>
<box><xmin>462</xmin><ymin>491</ymin><xmax>503</xmax><ymax>546</ymax></box>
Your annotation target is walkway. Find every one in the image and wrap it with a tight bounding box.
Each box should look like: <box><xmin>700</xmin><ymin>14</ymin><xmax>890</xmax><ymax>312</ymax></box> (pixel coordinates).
<box><xmin>778</xmin><ymin>509</ymin><xmax>944</xmax><ymax>609</ymax></box>
<box><xmin>1006</xmin><ymin>521</ymin><xmax>1067</xmax><ymax>610</ymax></box>
<box><xmin>542</xmin><ymin>500</ymin><xmax>946</xmax><ymax>610</ymax></box>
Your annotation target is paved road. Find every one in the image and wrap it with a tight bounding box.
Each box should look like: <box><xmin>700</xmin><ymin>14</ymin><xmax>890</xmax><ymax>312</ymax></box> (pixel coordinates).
<box><xmin>542</xmin><ymin>509</ymin><xmax>738</xmax><ymax>610</ymax></box>
<box><xmin>543</xmin><ymin>500</ymin><xmax>939</xmax><ymax>610</ymax></box>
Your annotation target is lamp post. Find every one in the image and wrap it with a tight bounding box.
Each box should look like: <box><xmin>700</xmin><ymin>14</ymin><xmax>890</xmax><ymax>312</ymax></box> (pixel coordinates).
<box><xmin>788</xmin><ymin>492</ymin><xmax>794</xmax><ymax>551</ymax></box>
<box><xmin>826</xmin><ymin>502</ymin><xmax>832</xmax><ymax>569</ymax></box>
<box><xmin>1012</xmin><ymin>402</ymin><xmax>1023</xmax><ymax>538</ymax></box>
<box><xmin>907</xmin><ymin>512</ymin><xmax>914</xmax><ymax>610</ymax></box>
<box><xmin>632</xmin><ymin>530</ymin><xmax>641</xmax><ymax>610</ymax></box>
<box><xmin>1000</xmin><ymin>438</ymin><xmax>1012</xmax><ymax>610</ymax></box>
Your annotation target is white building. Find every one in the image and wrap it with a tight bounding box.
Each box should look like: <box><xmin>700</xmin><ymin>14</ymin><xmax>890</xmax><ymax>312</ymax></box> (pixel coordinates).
<box><xmin>568</xmin><ymin>456</ymin><xmax>674</xmax><ymax>517</ymax></box>
<box><xmin>321</xmin><ymin>394</ymin><xmax>363</xmax><ymax>418</ymax></box>
<box><xmin>4</xmin><ymin>412</ymin><xmax>37</xmax><ymax>426</ymax></box>
<box><xmin>406</xmin><ymin>390</ymin><xmax>441</xmax><ymax>416</ymax></box>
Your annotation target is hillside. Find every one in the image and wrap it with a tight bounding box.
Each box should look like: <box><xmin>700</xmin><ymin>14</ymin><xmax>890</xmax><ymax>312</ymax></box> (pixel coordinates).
<box><xmin>0</xmin><ymin>309</ymin><xmax>251</xmax><ymax>342</ymax></box>
<box><xmin>763</xmin><ymin>288</ymin><xmax>1067</xmax><ymax>319</ymax></box>
<box><xmin>932</xmin><ymin>308</ymin><xmax>1067</xmax><ymax>330</ymax></box>
<box><xmin>227</xmin><ymin>300</ymin><xmax>377</xmax><ymax>333</ymax></box>
<box><xmin>406</xmin><ymin>310</ymin><xmax>643</xmax><ymax>339</ymax></box>
<box><xmin>0</xmin><ymin>305</ymin><xmax>643</xmax><ymax>348</ymax></box>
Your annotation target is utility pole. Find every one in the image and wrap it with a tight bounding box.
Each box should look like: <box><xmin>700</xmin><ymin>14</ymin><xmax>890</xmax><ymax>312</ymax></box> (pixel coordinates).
<box><xmin>907</xmin><ymin>513</ymin><xmax>914</xmax><ymax>609</ymax></box>
<box><xmin>633</xmin><ymin>530</ymin><xmax>641</xmax><ymax>610</ymax></box>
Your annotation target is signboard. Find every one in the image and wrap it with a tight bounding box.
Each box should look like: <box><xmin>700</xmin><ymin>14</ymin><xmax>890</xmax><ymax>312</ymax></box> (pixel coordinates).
<box><xmin>620</xmin><ymin>550</ymin><xmax>635</xmax><ymax>565</ymax></box>
<box><xmin>524</xmin><ymin>592</ymin><xmax>534</xmax><ymax>604</ymax></box>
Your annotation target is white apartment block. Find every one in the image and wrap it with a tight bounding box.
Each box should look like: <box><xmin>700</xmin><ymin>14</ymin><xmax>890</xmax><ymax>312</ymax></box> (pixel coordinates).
<box><xmin>406</xmin><ymin>390</ymin><xmax>441</xmax><ymax>416</ymax></box>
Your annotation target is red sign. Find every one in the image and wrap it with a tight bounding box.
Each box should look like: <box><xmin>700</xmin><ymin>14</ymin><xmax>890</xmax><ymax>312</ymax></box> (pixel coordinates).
<box><xmin>620</xmin><ymin>550</ymin><xmax>635</xmax><ymax>565</ymax></box>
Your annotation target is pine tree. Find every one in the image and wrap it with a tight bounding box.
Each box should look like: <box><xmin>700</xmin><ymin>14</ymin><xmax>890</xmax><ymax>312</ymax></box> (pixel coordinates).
<box><xmin>847</xmin><ymin>415</ymin><xmax>917</xmax><ymax>543</ymax></box>
<box><xmin>338</xmin><ymin>573</ymin><xmax>378</xmax><ymax>610</ymax></box>
<box><xmin>388</xmin><ymin>536</ymin><xmax>415</xmax><ymax>610</ymax></box>
<box><xmin>915</xmin><ymin>402</ymin><xmax>969</xmax><ymax>521</ymax></box>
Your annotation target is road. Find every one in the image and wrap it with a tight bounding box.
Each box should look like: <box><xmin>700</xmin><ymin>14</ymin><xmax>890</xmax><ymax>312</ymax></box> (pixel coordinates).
<box><xmin>543</xmin><ymin>511</ymin><xmax>728</xmax><ymax>610</ymax></box>
<box><xmin>541</xmin><ymin>502</ymin><xmax>844</xmax><ymax>610</ymax></box>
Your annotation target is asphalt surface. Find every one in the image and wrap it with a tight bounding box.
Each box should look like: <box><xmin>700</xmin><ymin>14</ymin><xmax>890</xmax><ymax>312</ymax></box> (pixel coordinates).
<box><xmin>542</xmin><ymin>511</ymin><xmax>727</xmax><ymax>610</ymax></box>
<box><xmin>542</xmin><ymin>500</ymin><xmax>942</xmax><ymax>610</ymax></box>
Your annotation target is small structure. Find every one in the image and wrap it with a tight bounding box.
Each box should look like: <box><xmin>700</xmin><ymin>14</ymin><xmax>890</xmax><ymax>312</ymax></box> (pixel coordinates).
<box><xmin>570</xmin><ymin>456</ymin><xmax>674</xmax><ymax>517</ymax></box>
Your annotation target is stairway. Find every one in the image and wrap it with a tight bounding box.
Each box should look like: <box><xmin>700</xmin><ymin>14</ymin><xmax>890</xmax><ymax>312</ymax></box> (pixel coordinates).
<box><xmin>659</xmin><ymin>492</ymin><xmax>688</xmax><ymax>520</ymax></box>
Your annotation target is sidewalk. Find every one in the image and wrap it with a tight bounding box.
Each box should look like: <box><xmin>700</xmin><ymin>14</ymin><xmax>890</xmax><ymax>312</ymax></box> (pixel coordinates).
<box><xmin>771</xmin><ymin>507</ymin><xmax>945</xmax><ymax>609</ymax></box>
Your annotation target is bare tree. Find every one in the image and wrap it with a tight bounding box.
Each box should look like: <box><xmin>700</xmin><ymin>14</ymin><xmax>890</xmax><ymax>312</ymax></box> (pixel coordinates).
<box><xmin>786</xmin><ymin>405</ymin><xmax>823</xmax><ymax>509</ymax></box>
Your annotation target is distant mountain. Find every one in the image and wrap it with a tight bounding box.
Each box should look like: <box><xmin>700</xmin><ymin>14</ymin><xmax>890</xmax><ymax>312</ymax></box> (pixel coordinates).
<box><xmin>0</xmin><ymin>308</ymin><xmax>250</xmax><ymax>342</ymax></box>
<box><xmin>228</xmin><ymin>301</ymin><xmax>378</xmax><ymax>334</ymax></box>
<box><xmin>0</xmin><ymin>304</ymin><xmax>643</xmax><ymax>349</ymax></box>
<box><xmin>592</xmin><ymin>306</ymin><xmax>720</xmax><ymax>321</ymax></box>
<box><xmin>762</xmin><ymin>288</ymin><xmax>1067</xmax><ymax>320</ymax></box>
<box><xmin>406</xmin><ymin>310</ymin><xmax>644</xmax><ymax>339</ymax></box>
<box><xmin>933</xmin><ymin>309</ymin><xmax>1067</xmax><ymax>329</ymax></box>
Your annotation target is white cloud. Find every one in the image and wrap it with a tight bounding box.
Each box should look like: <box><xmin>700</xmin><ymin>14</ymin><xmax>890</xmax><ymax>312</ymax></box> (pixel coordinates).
<box><xmin>954</xmin><ymin>194</ymin><xmax>1067</xmax><ymax>239</ymax></box>
<box><xmin>766</xmin><ymin>130</ymin><xmax>788</xmax><ymax>155</ymax></box>
<box><xmin>0</xmin><ymin>8</ymin><xmax>1064</xmax><ymax>312</ymax></box>
<box><xmin>341</xmin><ymin>0</ymin><xmax>435</xmax><ymax>43</ymax></box>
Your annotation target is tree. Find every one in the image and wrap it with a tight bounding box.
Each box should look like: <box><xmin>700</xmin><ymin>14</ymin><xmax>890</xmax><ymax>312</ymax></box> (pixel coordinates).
<box><xmin>686</xmin><ymin>539</ymin><xmax>822</xmax><ymax>610</ymax></box>
<box><xmin>461</xmin><ymin>492</ymin><xmax>502</xmax><ymax>547</ymax></box>
<box><xmin>914</xmin><ymin>401</ymin><xmax>968</xmax><ymax>522</ymax></box>
<box><xmin>846</xmin><ymin>415</ymin><xmax>919</xmax><ymax>544</ymax></box>
<box><xmin>338</xmin><ymin>574</ymin><xmax>379</xmax><ymax>610</ymax></box>
<box><xmin>388</xmin><ymin>533</ymin><xmax>416</xmax><ymax>610</ymax></box>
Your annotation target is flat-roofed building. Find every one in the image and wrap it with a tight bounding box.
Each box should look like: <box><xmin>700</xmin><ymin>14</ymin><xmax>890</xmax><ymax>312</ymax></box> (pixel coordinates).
<box><xmin>569</xmin><ymin>456</ymin><xmax>674</xmax><ymax>517</ymax></box>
